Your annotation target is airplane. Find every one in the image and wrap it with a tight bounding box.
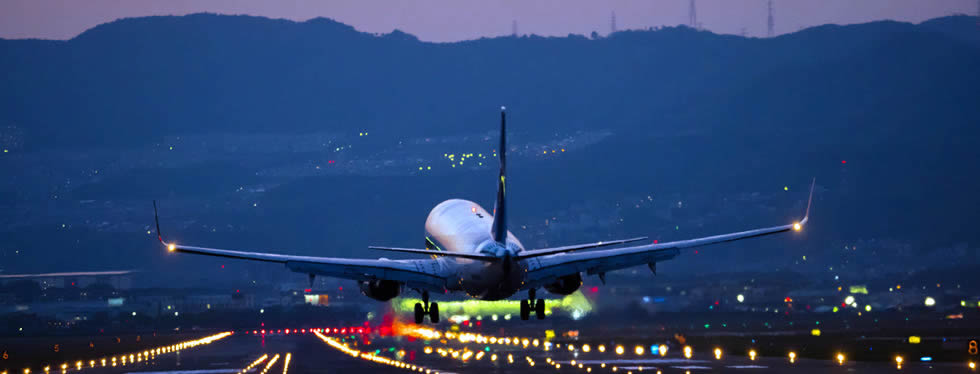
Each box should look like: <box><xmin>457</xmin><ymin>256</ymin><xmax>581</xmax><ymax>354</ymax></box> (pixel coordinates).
<box><xmin>153</xmin><ymin>106</ymin><xmax>813</xmax><ymax>323</ymax></box>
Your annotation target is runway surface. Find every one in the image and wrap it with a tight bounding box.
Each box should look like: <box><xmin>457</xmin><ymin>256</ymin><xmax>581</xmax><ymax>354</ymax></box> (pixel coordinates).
<box><xmin>5</xmin><ymin>327</ymin><xmax>977</xmax><ymax>374</ymax></box>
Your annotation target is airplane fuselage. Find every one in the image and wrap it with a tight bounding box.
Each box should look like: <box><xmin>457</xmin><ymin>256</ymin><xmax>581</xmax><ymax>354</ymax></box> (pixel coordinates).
<box><xmin>425</xmin><ymin>199</ymin><xmax>526</xmax><ymax>300</ymax></box>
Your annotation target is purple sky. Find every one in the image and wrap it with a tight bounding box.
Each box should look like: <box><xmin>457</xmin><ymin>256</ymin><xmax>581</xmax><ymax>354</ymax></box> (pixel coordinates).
<box><xmin>1</xmin><ymin>0</ymin><xmax>976</xmax><ymax>41</ymax></box>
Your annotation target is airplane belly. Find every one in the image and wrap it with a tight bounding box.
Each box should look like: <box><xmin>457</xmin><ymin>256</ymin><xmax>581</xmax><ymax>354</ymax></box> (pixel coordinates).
<box><xmin>459</xmin><ymin>259</ymin><xmax>526</xmax><ymax>300</ymax></box>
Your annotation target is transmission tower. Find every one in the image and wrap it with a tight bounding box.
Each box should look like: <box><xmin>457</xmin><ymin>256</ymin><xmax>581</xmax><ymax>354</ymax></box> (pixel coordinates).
<box><xmin>611</xmin><ymin>11</ymin><xmax>617</xmax><ymax>34</ymax></box>
<box><xmin>767</xmin><ymin>0</ymin><xmax>775</xmax><ymax>37</ymax></box>
<box><xmin>689</xmin><ymin>0</ymin><xmax>697</xmax><ymax>29</ymax></box>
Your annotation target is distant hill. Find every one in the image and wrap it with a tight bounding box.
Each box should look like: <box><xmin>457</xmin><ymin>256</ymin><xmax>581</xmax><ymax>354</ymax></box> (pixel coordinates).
<box><xmin>1</xmin><ymin>14</ymin><xmax>977</xmax><ymax>149</ymax></box>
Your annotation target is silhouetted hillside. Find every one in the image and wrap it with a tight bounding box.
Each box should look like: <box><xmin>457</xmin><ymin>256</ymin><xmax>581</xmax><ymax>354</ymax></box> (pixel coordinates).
<box><xmin>1</xmin><ymin>14</ymin><xmax>977</xmax><ymax>149</ymax></box>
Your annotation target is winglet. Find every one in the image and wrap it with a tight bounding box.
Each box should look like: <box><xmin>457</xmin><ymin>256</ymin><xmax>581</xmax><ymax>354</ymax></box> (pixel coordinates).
<box><xmin>153</xmin><ymin>200</ymin><xmax>164</xmax><ymax>243</ymax></box>
<box><xmin>800</xmin><ymin>178</ymin><xmax>815</xmax><ymax>225</ymax></box>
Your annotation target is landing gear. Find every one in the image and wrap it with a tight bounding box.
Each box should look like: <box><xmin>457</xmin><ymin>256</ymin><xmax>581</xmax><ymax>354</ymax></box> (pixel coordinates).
<box><xmin>520</xmin><ymin>289</ymin><xmax>546</xmax><ymax>320</ymax></box>
<box><xmin>413</xmin><ymin>291</ymin><xmax>440</xmax><ymax>324</ymax></box>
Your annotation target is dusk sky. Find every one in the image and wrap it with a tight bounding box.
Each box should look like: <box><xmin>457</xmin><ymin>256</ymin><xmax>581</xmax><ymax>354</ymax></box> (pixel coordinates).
<box><xmin>1</xmin><ymin>0</ymin><xmax>977</xmax><ymax>41</ymax></box>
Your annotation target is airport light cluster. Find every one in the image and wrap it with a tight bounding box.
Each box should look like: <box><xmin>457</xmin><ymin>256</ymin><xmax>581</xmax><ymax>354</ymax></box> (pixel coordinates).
<box><xmin>313</xmin><ymin>331</ymin><xmax>437</xmax><ymax>373</ymax></box>
<box><xmin>17</xmin><ymin>331</ymin><xmax>232</xmax><ymax>374</ymax></box>
<box><xmin>236</xmin><ymin>354</ymin><xmax>268</xmax><ymax>374</ymax></box>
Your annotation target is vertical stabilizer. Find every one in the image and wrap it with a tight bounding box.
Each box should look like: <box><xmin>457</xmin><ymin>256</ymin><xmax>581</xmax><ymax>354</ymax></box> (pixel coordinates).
<box><xmin>491</xmin><ymin>107</ymin><xmax>508</xmax><ymax>243</ymax></box>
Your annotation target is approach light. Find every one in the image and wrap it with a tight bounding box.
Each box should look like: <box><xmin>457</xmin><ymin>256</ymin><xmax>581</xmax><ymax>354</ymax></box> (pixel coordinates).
<box><xmin>168</xmin><ymin>243</ymin><xmax>176</xmax><ymax>252</ymax></box>
<box><xmin>793</xmin><ymin>223</ymin><xmax>801</xmax><ymax>231</ymax></box>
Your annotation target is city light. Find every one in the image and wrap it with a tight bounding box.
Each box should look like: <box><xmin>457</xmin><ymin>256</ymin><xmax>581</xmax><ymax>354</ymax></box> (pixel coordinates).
<box><xmin>634</xmin><ymin>345</ymin><xmax>644</xmax><ymax>355</ymax></box>
<box><xmin>749</xmin><ymin>349</ymin><xmax>757</xmax><ymax>361</ymax></box>
<box><xmin>683</xmin><ymin>346</ymin><xmax>692</xmax><ymax>359</ymax></box>
<box><xmin>924</xmin><ymin>297</ymin><xmax>936</xmax><ymax>307</ymax></box>
<box><xmin>837</xmin><ymin>353</ymin><xmax>845</xmax><ymax>365</ymax></box>
<box><xmin>714</xmin><ymin>348</ymin><xmax>722</xmax><ymax>360</ymax></box>
<box><xmin>788</xmin><ymin>351</ymin><xmax>796</xmax><ymax>363</ymax></box>
<box><xmin>615</xmin><ymin>345</ymin><xmax>625</xmax><ymax>355</ymax></box>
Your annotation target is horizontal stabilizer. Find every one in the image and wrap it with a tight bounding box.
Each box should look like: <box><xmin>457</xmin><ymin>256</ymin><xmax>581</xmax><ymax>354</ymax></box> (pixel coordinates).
<box><xmin>515</xmin><ymin>237</ymin><xmax>648</xmax><ymax>259</ymax></box>
<box><xmin>368</xmin><ymin>246</ymin><xmax>499</xmax><ymax>261</ymax></box>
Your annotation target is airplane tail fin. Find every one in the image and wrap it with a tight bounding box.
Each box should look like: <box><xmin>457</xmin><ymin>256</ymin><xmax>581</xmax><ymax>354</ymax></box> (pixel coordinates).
<box><xmin>491</xmin><ymin>107</ymin><xmax>507</xmax><ymax>243</ymax></box>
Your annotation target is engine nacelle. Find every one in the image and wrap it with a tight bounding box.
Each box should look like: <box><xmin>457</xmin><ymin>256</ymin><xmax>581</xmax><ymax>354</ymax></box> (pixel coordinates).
<box><xmin>358</xmin><ymin>279</ymin><xmax>401</xmax><ymax>301</ymax></box>
<box><xmin>543</xmin><ymin>273</ymin><xmax>582</xmax><ymax>295</ymax></box>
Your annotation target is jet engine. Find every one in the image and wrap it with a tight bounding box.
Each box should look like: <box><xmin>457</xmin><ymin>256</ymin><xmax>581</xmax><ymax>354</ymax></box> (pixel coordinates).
<box><xmin>358</xmin><ymin>279</ymin><xmax>401</xmax><ymax>301</ymax></box>
<box><xmin>543</xmin><ymin>273</ymin><xmax>582</xmax><ymax>295</ymax></box>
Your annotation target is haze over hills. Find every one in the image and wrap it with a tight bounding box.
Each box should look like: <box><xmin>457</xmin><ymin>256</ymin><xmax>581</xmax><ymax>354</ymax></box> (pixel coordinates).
<box><xmin>0</xmin><ymin>14</ymin><xmax>978</xmax><ymax>287</ymax></box>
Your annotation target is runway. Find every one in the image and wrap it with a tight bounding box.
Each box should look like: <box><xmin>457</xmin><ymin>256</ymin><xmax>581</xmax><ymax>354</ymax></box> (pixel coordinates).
<box><xmin>6</xmin><ymin>326</ymin><xmax>976</xmax><ymax>374</ymax></box>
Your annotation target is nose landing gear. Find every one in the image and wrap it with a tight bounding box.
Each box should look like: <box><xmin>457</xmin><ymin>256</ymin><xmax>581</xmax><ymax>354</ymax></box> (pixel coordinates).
<box><xmin>520</xmin><ymin>288</ymin><xmax>546</xmax><ymax>320</ymax></box>
<box><xmin>413</xmin><ymin>291</ymin><xmax>440</xmax><ymax>324</ymax></box>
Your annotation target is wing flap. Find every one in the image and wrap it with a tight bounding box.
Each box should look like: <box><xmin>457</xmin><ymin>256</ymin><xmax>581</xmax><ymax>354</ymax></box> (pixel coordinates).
<box><xmin>515</xmin><ymin>237</ymin><xmax>648</xmax><ymax>259</ymax></box>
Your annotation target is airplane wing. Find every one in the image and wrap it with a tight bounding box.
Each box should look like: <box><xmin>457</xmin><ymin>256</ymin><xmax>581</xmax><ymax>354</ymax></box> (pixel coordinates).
<box><xmin>153</xmin><ymin>202</ymin><xmax>449</xmax><ymax>292</ymax></box>
<box><xmin>523</xmin><ymin>180</ymin><xmax>814</xmax><ymax>290</ymax></box>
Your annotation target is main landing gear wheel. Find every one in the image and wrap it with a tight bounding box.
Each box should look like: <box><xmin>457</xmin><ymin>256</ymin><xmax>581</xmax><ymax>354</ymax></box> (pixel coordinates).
<box><xmin>429</xmin><ymin>302</ymin><xmax>440</xmax><ymax>323</ymax></box>
<box><xmin>414</xmin><ymin>303</ymin><xmax>425</xmax><ymax>324</ymax></box>
<box><xmin>521</xmin><ymin>288</ymin><xmax>546</xmax><ymax>320</ymax></box>
<box><xmin>415</xmin><ymin>291</ymin><xmax>439</xmax><ymax>324</ymax></box>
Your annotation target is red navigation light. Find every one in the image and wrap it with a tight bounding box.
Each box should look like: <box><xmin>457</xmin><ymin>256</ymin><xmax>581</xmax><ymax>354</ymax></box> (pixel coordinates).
<box><xmin>220</xmin><ymin>265</ymin><xmax>224</xmax><ymax>269</ymax></box>
<box><xmin>841</xmin><ymin>160</ymin><xmax>847</xmax><ymax>164</ymax></box>
<box><xmin>338</xmin><ymin>286</ymin><xmax>343</xmax><ymax>291</ymax></box>
<box><xmin>785</xmin><ymin>297</ymin><xmax>793</xmax><ymax>303</ymax></box>
<box><xmin>328</xmin><ymin>160</ymin><xmax>336</xmax><ymax>164</ymax></box>
<box><xmin>476</xmin><ymin>321</ymin><xmax>482</xmax><ymax>326</ymax></box>
<box><xmin>654</xmin><ymin>239</ymin><xmax>658</xmax><ymax>244</ymax></box>
<box><xmin>261</xmin><ymin>330</ymin><xmax>266</xmax><ymax>334</ymax></box>
<box><xmin>591</xmin><ymin>286</ymin><xmax>599</xmax><ymax>293</ymax></box>
<box><xmin>304</xmin><ymin>288</ymin><xmax>312</xmax><ymax>293</ymax></box>
<box><xmin>463</xmin><ymin>320</ymin><xmax>470</xmax><ymax>326</ymax></box>
<box><xmin>302</xmin><ymin>329</ymin><xmax>306</xmax><ymax>333</ymax></box>
<box><xmin>714</xmin><ymin>301</ymin><xmax>720</xmax><ymax>305</ymax></box>
<box><xmin>285</xmin><ymin>329</ymin><xmax>290</xmax><ymax>334</ymax></box>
